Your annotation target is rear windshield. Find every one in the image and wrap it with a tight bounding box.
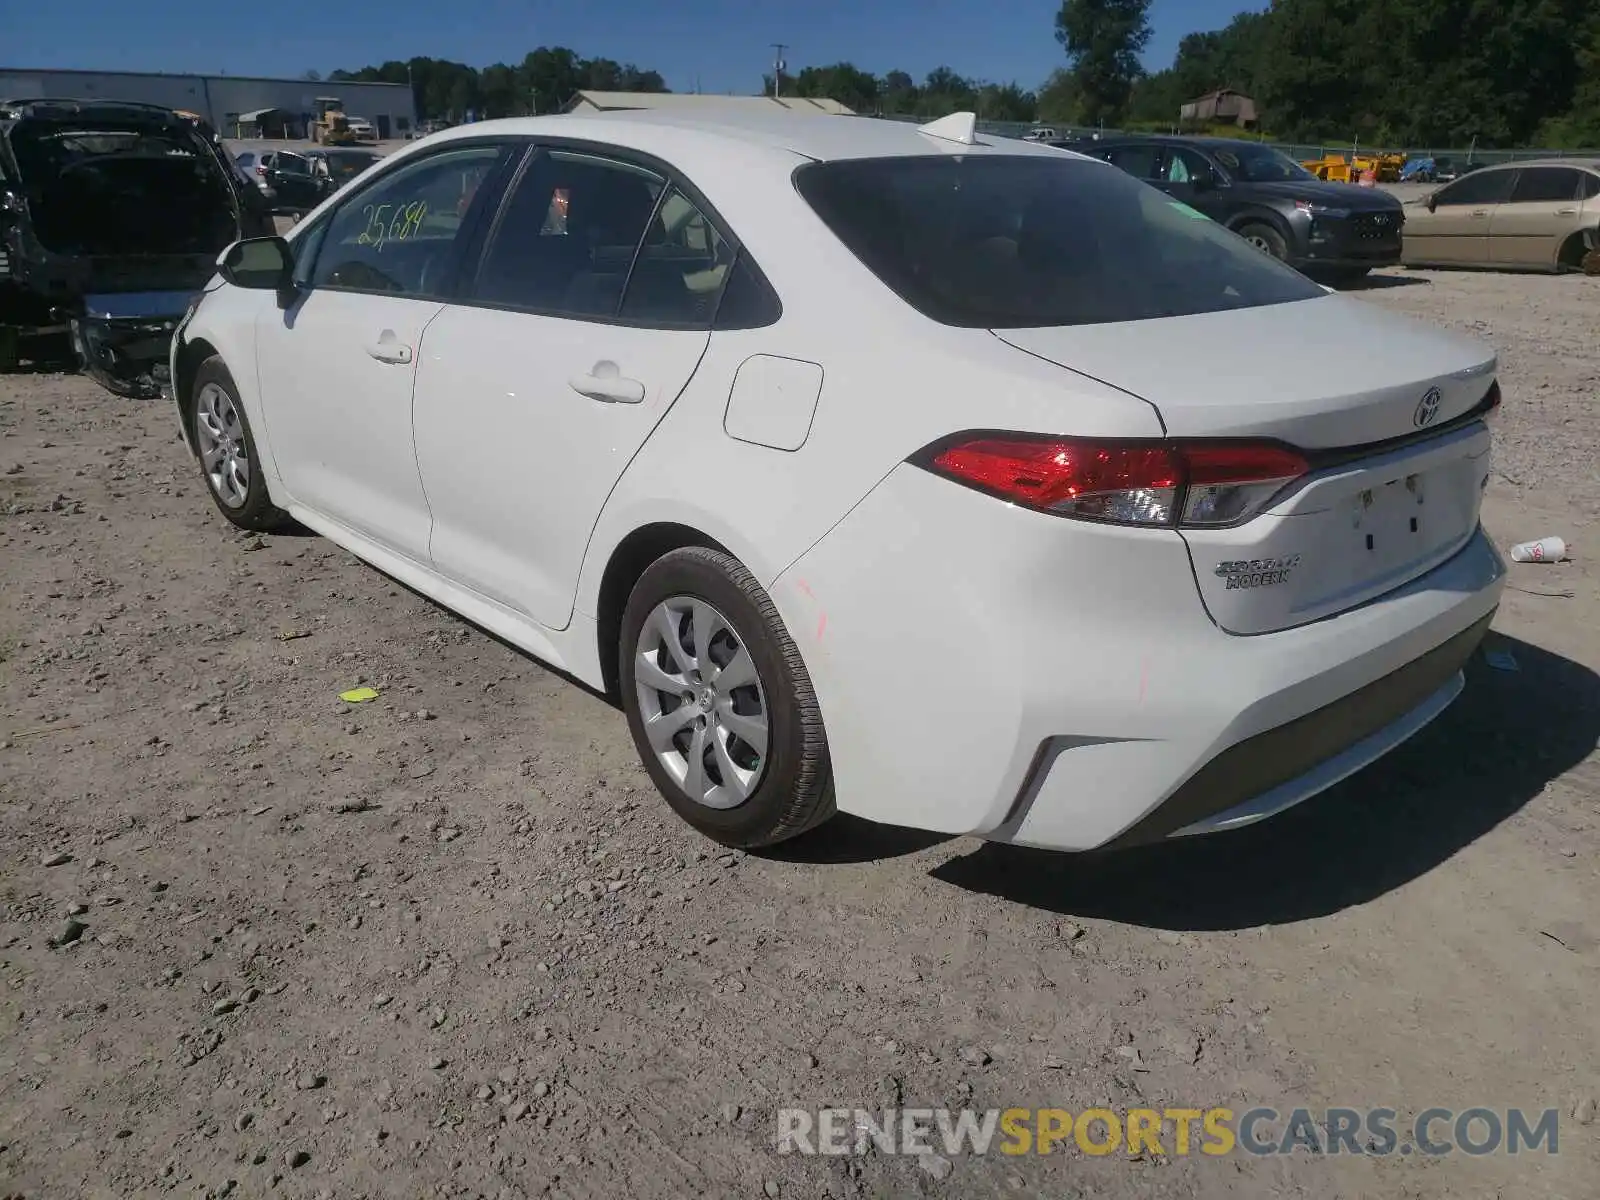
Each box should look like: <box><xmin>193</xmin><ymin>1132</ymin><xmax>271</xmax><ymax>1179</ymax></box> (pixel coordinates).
<box><xmin>793</xmin><ymin>155</ymin><xmax>1323</xmax><ymax>328</ymax></box>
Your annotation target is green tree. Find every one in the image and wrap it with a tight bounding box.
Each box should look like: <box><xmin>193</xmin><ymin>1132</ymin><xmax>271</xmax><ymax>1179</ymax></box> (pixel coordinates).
<box><xmin>1036</xmin><ymin>68</ymin><xmax>1084</xmax><ymax>125</ymax></box>
<box><xmin>880</xmin><ymin>69</ymin><xmax>919</xmax><ymax>114</ymax></box>
<box><xmin>1054</xmin><ymin>0</ymin><xmax>1152</xmax><ymax>126</ymax></box>
<box><xmin>790</xmin><ymin>63</ymin><xmax>882</xmax><ymax>113</ymax></box>
<box><xmin>975</xmin><ymin>82</ymin><xmax>1038</xmax><ymax>122</ymax></box>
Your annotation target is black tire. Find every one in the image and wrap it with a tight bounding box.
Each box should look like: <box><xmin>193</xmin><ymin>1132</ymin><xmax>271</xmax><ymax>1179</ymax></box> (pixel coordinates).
<box><xmin>1237</xmin><ymin>221</ymin><xmax>1289</xmax><ymax>261</ymax></box>
<box><xmin>620</xmin><ymin>546</ymin><xmax>834</xmax><ymax>849</ymax></box>
<box><xmin>188</xmin><ymin>355</ymin><xmax>290</xmax><ymax>532</ymax></box>
<box><xmin>0</xmin><ymin>326</ymin><xmax>18</xmax><ymax>374</ymax></box>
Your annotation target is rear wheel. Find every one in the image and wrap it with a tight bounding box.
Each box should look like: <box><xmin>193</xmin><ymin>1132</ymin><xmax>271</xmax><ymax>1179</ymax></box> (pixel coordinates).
<box><xmin>620</xmin><ymin>547</ymin><xmax>834</xmax><ymax>848</ymax></box>
<box><xmin>1237</xmin><ymin>221</ymin><xmax>1289</xmax><ymax>262</ymax></box>
<box><xmin>189</xmin><ymin>355</ymin><xmax>289</xmax><ymax>531</ymax></box>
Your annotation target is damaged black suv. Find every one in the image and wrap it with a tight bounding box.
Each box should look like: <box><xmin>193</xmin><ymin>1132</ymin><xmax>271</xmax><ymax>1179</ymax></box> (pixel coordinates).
<box><xmin>0</xmin><ymin>98</ymin><xmax>272</xmax><ymax>396</ymax></box>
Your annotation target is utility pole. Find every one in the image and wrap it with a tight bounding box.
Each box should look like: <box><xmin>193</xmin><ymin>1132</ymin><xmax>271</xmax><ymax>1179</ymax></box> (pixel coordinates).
<box><xmin>770</xmin><ymin>43</ymin><xmax>787</xmax><ymax>98</ymax></box>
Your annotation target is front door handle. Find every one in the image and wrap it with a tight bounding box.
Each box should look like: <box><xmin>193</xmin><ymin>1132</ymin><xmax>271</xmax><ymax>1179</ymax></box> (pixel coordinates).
<box><xmin>569</xmin><ymin>361</ymin><xmax>645</xmax><ymax>404</ymax></box>
<box><xmin>366</xmin><ymin>330</ymin><xmax>413</xmax><ymax>364</ymax></box>
<box><xmin>1469</xmin><ymin>209</ymin><xmax>1489</xmax><ymax>218</ymax></box>
<box><xmin>1555</xmin><ymin>207</ymin><xmax>1578</xmax><ymax>216</ymax></box>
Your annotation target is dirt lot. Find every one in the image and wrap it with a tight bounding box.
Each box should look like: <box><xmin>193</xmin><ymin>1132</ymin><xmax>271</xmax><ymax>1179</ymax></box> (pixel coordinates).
<box><xmin>1</xmin><ymin>268</ymin><xmax>1597</xmax><ymax>1199</ymax></box>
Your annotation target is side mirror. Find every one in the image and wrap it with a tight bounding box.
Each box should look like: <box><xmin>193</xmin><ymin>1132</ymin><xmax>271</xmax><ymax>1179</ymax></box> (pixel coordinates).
<box><xmin>218</xmin><ymin>236</ymin><xmax>299</xmax><ymax>309</ymax></box>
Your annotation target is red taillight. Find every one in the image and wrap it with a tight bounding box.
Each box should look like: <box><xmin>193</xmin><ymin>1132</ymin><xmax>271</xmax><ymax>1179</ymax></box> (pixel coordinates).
<box><xmin>255</xmin><ymin>164</ymin><xmax>267</xmax><ymax>175</ymax></box>
<box><xmin>923</xmin><ymin>436</ymin><xmax>1308</xmax><ymax>528</ymax></box>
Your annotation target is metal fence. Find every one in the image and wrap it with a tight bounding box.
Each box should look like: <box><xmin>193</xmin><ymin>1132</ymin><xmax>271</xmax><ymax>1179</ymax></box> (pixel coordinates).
<box><xmin>869</xmin><ymin>112</ymin><xmax>1600</xmax><ymax>162</ymax></box>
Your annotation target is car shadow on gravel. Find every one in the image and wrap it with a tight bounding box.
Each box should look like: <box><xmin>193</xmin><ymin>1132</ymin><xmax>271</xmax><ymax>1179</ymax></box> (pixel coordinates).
<box><xmin>1334</xmin><ymin>272</ymin><xmax>1431</xmax><ymax>291</ymax></box>
<box><xmin>929</xmin><ymin>634</ymin><xmax>1599</xmax><ymax>930</ymax></box>
<box><xmin>761</xmin><ymin>814</ymin><xmax>954</xmax><ymax>864</ymax></box>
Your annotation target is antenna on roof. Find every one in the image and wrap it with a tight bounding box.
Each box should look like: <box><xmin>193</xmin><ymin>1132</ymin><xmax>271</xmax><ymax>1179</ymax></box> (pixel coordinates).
<box><xmin>917</xmin><ymin>111</ymin><xmax>978</xmax><ymax>146</ymax></box>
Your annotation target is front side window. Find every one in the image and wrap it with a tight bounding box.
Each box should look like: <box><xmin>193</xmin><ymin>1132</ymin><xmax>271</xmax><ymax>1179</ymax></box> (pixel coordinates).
<box><xmin>311</xmin><ymin>144</ymin><xmax>504</xmax><ymax>296</ymax></box>
<box><xmin>474</xmin><ymin>150</ymin><xmax>666</xmax><ymax>318</ymax></box>
<box><xmin>1211</xmin><ymin>144</ymin><xmax>1314</xmax><ymax>184</ymax></box>
<box><xmin>794</xmin><ymin>155</ymin><xmax>1323</xmax><ymax>329</ymax></box>
<box><xmin>1508</xmin><ymin>166</ymin><xmax>1580</xmax><ymax>204</ymax></box>
<box><xmin>1433</xmin><ymin>169</ymin><xmax>1516</xmax><ymax>206</ymax></box>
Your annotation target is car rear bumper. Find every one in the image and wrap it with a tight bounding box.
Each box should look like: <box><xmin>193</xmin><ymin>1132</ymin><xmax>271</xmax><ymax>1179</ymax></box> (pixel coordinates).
<box><xmin>770</xmin><ymin>463</ymin><xmax>1506</xmax><ymax>852</ymax></box>
<box><xmin>72</xmin><ymin>291</ymin><xmax>195</xmax><ymax>398</ymax></box>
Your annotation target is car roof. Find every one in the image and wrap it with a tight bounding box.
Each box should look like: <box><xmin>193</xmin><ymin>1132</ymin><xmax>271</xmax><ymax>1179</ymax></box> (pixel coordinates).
<box><xmin>416</xmin><ymin>109</ymin><xmax>1085</xmax><ymax>167</ymax></box>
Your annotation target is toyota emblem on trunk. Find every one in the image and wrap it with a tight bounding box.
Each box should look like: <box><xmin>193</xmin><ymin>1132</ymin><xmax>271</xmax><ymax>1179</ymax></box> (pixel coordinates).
<box><xmin>1414</xmin><ymin>387</ymin><xmax>1442</xmax><ymax>427</ymax></box>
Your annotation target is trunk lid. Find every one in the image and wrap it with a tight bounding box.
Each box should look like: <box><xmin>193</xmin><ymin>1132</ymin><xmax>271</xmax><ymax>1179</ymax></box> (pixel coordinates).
<box><xmin>9</xmin><ymin>109</ymin><xmax>243</xmax><ymax>267</ymax></box>
<box><xmin>994</xmin><ymin>295</ymin><xmax>1498</xmax><ymax>634</ymax></box>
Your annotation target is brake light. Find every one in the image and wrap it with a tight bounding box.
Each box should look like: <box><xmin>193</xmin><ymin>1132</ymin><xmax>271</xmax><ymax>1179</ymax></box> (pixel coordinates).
<box><xmin>921</xmin><ymin>436</ymin><xmax>1308</xmax><ymax>528</ymax></box>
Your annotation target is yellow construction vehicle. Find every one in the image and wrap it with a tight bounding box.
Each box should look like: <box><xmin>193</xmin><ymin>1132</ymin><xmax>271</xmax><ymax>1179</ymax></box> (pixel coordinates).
<box><xmin>1301</xmin><ymin>153</ymin><xmax>1353</xmax><ymax>182</ymax></box>
<box><xmin>310</xmin><ymin>97</ymin><xmax>356</xmax><ymax>146</ymax></box>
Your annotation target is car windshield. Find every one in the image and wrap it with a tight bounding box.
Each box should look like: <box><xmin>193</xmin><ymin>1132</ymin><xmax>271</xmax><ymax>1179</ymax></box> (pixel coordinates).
<box><xmin>793</xmin><ymin>155</ymin><xmax>1324</xmax><ymax>329</ymax></box>
<box><xmin>1210</xmin><ymin>144</ymin><xmax>1315</xmax><ymax>183</ymax></box>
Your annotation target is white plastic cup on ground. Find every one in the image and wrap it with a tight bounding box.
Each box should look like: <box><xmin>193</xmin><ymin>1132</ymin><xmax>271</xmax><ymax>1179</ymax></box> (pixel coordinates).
<box><xmin>1509</xmin><ymin>536</ymin><xmax>1567</xmax><ymax>563</ymax></box>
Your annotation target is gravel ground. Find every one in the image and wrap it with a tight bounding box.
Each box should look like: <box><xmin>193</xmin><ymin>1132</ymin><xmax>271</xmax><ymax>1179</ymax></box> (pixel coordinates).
<box><xmin>1</xmin><ymin>268</ymin><xmax>1597</xmax><ymax>1199</ymax></box>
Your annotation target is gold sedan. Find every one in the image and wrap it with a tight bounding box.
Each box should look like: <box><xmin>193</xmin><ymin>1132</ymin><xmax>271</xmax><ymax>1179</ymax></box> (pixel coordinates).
<box><xmin>1401</xmin><ymin>158</ymin><xmax>1600</xmax><ymax>271</ymax></box>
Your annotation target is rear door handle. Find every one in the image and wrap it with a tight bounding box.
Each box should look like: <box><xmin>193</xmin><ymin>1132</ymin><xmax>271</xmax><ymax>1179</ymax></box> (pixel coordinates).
<box><xmin>1469</xmin><ymin>209</ymin><xmax>1489</xmax><ymax>218</ymax></box>
<box><xmin>569</xmin><ymin>362</ymin><xmax>645</xmax><ymax>404</ymax></box>
<box><xmin>1556</xmin><ymin>207</ymin><xmax>1578</xmax><ymax>216</ymax></box>
<box><xmin>366</xmin><ymin>338</ymin><xmax>413</xmax><ymax>365</ymax></box>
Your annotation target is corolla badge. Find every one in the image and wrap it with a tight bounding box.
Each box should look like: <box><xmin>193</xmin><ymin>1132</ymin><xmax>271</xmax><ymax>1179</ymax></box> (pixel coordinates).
<box><xmin>1214</xmin><ymin>555</ymin><xmax>1301</xmax><ymax>590</ymax></box>
<box><xmin>1414</xmin><ymin>387</ymin><xmax>1442</xmax><ymax>427</ymax></box>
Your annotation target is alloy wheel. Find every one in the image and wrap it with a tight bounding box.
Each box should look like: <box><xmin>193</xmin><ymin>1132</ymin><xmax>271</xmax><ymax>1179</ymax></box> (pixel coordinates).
<box><xmin>194</xmin><ymin>382</ymin><xmax>250</xmax><ymax>508</ymax></box>
<box><xmin>634</xmin><ymin>596</ymin><xmax>770</xmax><ymax>809</ymax></box>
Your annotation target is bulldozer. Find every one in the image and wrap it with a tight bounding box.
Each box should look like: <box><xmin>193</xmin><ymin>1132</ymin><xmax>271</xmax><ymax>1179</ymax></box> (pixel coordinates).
<box><xmin>310</xmin><ymin>96</ymin><xmax>356</xmax><ymax>146</ymax></box>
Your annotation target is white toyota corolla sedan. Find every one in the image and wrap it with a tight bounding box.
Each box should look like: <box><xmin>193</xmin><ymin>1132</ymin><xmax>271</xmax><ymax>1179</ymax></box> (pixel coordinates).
<box><xmin>170</xmin><ymin>108</ymin><xmax>1506</xmax><ymax>852</ymax></box>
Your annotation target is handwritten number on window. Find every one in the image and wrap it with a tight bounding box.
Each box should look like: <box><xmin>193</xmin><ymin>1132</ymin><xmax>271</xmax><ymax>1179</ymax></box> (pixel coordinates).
<box><xmin>356</xmin><ymin>200</ymin><xmax>428</xmax><ymax>251</ymax></box>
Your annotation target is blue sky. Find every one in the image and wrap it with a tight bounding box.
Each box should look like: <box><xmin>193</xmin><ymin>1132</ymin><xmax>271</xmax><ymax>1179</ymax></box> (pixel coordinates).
<box><xmin>8</xmin><ymin>0</ymin><xmax>1252</xmax><ymax>93</ymax></box>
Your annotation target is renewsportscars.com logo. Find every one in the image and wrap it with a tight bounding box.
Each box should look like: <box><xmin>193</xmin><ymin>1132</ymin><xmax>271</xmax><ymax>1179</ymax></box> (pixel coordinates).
<box><xmin>776</xmin><ymin>1106</ymin><xmax>1562</xmax><ymax>1158</ymax></box>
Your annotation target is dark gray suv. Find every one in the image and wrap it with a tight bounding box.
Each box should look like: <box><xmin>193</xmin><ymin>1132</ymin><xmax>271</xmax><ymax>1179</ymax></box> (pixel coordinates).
<box><xmin>1072</xmin><ymin>135</ymin><xmax>1406</xmax><ymax>283</ymax></box>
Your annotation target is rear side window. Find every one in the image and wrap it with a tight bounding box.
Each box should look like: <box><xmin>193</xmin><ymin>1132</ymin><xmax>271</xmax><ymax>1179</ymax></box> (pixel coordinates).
<box><xmin>618</xmin><ymin>186</ymin><xmax>735</xmax><ymax>326</ymax></box>
<box><xmin>472</xmin><ymin>151</ymin><xmax>753</xmax><ymax>329</ymax></box>
<box><xmin>1105</xmin><ymin>144</ymin><xmax>1162</xmax><ymax>180</ymax></box>
<box><xmin>474</xmin><ymin>150</ymin><xmax>664</xmax><ymax>318</ymax></box>
<box><xmin>793</xmin><ymin>155</ymin><xmax>1323</xmax><ymax>329</ymax></box>
<box><xmin>1508</xmin><ymin>166</ymin><xmax>1580</xmax><ymax>203</ymax></box>
<box><xmin>1585</xmin><ymin>172</ymin><xmax>1600</xmax><ymax>199</ymax></box>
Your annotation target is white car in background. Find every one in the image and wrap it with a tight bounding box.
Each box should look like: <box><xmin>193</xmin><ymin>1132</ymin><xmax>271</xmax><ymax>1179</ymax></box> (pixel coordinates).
<box><xmin>169</xmin><ymin>109</ymin><xmax>1505</xmax><ymax>852</ymax></box>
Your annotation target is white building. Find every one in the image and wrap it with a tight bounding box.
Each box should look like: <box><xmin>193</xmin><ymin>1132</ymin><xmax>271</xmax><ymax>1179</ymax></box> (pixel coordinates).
<box><xmin>0</xmin><ymin>67</ymin><xmax>417</xmax><ymax>140</ymax></box>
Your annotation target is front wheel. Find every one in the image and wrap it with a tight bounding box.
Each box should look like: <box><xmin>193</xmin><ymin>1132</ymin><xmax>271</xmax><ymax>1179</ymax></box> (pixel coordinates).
<box><xmin>1236</xmin><ymin>221</ymin><xmax>1289</xmax><ymax>262</ymax></box>
<box><xmin>189</xmin><ymin>355</ymin><xmax>289</xmax><ymax>531</ymax></box>
<box><xmin>620</xmin><ymin>547</ymin><xmax>834</xmax><ymax>848</ymax></box>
